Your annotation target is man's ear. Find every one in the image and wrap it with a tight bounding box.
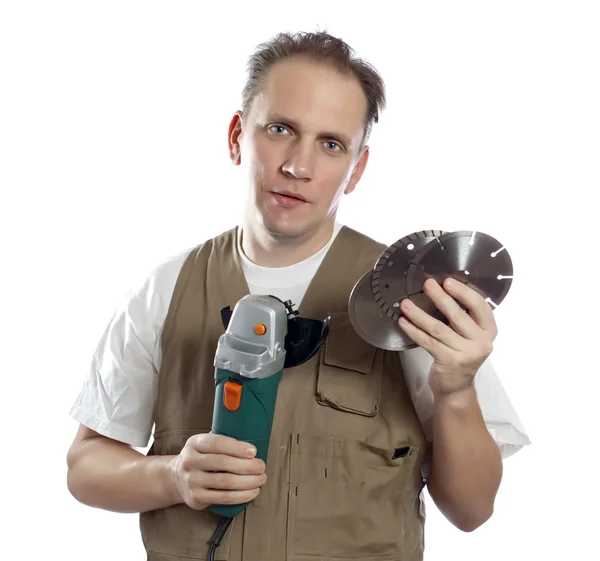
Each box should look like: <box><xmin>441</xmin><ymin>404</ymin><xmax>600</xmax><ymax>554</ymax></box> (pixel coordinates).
<box><xmin>344</xmin><ymin>145</ymin><xmax>370</xmax><ymax>195</ymax></box>
<box><xmin>228</xmin><ymin>110</ymin><xmax>244</xmax><ymax>165</ymax></box>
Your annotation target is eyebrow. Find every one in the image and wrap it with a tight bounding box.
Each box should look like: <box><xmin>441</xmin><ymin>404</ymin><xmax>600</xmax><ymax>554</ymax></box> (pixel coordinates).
<box><xmin>264</xmin><ymin>113</ymin><xmax>353</xmax><ymax>148</ymax></box>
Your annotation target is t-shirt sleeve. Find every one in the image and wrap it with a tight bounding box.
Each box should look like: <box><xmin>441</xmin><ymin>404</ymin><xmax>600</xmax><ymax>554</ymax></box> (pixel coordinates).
<box><xmin>399</xmin><ymin>346</ymin><xmax>531</xmax><ymax>479</ymax></box>
<box><xmin>69</xmin><ymin>253</ymin><xmax>187</xmax><ymax>448</ymax></box>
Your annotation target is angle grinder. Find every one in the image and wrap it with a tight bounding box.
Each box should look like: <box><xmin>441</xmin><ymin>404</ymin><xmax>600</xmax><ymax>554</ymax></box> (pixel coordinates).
<box><xmin>349</xmin><ymin>230</ymin><xmax>514</xmax><ymax>350</ymax></box>
<box><xmin>206</xmin><ymin>294</ymin><xmax>331</xmax><ymax>559</ymax></box>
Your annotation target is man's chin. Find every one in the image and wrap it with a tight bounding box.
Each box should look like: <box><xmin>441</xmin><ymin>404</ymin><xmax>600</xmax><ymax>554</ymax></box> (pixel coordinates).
<box><xmin>263</xmin><ymin>222</ymin><xmax>305</xmax><ymax>239</ymax></box>
<box><xmin>257</xmin><ymin>213</ymin><xmax>313</xmax><ymax>239</ymax></box>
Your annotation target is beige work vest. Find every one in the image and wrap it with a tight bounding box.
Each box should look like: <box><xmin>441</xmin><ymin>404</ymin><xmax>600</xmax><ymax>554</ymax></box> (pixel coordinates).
<box><xmin>140</xmin><ymin>225</ymin><xmax>428</xmax><ymax>561</ymax></box>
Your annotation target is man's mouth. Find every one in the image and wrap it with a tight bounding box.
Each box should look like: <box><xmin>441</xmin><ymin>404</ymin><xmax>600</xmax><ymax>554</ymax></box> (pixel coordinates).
<box><xmin>272</xmin><ymin>191</ymin><xmax>306</xmax><ymax>202</ymax></box>
<box><xmin>271</xmin><ymin>191</ymin><xmax>308</xmax><ymax>208</ymax></box>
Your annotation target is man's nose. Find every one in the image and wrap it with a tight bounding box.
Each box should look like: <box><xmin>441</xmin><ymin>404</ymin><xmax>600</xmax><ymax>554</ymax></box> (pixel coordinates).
<box><xmin>281</xmin><ymin>140</ymin><xmax>314</xmax><ymax>180</ymax></box>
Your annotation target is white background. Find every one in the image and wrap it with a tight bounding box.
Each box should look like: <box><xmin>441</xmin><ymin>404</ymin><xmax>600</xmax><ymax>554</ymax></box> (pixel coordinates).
<box><xmin>1</xmin><ymin>1</ymin><xmax>598</xmax><ymax>559</ymax></box>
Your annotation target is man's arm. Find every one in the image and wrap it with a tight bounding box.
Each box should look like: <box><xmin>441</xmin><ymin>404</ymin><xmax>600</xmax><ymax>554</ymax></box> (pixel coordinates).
<box><xmin>426</xmin><ymin>385</ymin><xmax>502</xmax><ymax>532</ymax></box>
<box><xmin>66</xmin><ymin>424</ymin><xmax>268</xmax><ymax>514</ymax></box>
<box><xmin>397</xmin><ymin>277</ymin><xmax>507</xmax><ymax>532</ymax></box>
<box><xmin>66</xmin><ymin>425</ymin><xmax>181</xmax><ymax>513</ymax></box>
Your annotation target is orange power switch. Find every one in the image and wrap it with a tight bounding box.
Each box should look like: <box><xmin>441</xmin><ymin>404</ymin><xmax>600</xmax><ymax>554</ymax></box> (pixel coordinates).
<box><xmin>224</xmin><ymin>381</ymin><xmax>242</xmax><ymax>411</ymax></box>
<box><xmin>254</xmin><ymin>323</ymin><xmax>267</xmax><ymax>336</ymax></box>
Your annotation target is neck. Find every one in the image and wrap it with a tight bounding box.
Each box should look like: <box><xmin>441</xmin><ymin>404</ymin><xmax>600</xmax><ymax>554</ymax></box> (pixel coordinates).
<box><xmin>241</xmin><ymin>216</ymin><xmax>336</xmax><ymax>268</ymax></box>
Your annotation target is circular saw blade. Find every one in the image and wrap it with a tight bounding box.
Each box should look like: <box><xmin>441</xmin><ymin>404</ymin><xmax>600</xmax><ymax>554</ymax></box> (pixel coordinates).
<box><xmin>406</xmin><ymin>230</ymin><xmax>514</xmax><ymax>320</ymax></box>
<box><xmin>349</xmin><ymin>268</ymin><xmax>418</xmax><ymax>351</ymax></box>
<box><xmin>371</xmin><ymin>230</ymin><xmax>448</xmax><ymax>321</ymax></box>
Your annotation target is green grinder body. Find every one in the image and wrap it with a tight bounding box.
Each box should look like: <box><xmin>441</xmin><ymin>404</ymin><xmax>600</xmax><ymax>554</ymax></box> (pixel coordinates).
<box><xmin>209</xmin><ymin>366</ymin><xmax>283</xmax><ymax>518</ymax></box>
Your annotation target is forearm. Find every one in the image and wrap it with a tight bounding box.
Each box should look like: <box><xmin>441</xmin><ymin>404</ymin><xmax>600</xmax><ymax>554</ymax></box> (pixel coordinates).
<box><xmin>427</xmin><ymin>384</ymin><xmax>502</xmax><ymax>532</ymax></box>
<box><xmin>67</xmin><ymin>435</ymin><xmax>181</xmax><ymax>513</ymax></box>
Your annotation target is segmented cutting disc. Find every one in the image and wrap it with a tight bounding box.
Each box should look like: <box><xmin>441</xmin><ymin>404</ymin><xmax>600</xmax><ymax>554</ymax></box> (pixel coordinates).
<box><xmin>349</xmin><ymin>268</ymin><xmax>419</xmax><ymax>351</ymax></box>
<box><xmin>371</xmin><ymin>230</ymin><xmax>448</xmax><ymax>321</ymax></box>
<box><xmin>405</xmin><ymin>230</ymin><xmax>513</xmax><ymax>320</ymax></box>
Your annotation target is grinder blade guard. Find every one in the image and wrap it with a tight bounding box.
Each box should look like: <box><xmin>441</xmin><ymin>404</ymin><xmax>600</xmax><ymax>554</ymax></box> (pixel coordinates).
<box><xmin>220</xmin><ymin>296</ymin><xmax>331</xmax><ymax>368</ymax></box>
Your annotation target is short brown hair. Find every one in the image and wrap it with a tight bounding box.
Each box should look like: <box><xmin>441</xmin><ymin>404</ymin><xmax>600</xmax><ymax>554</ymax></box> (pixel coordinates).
<box><xmin>241</xmin><ymin>30</ymin><xmax>386</xmax><ymax>146</ymax></box>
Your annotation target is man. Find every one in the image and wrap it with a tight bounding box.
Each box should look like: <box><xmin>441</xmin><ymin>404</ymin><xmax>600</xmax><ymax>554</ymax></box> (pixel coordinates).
<box><xmin>67</xmin><ymin>31</ymin><xmax>529</xmax><ymax>560</ymax></box>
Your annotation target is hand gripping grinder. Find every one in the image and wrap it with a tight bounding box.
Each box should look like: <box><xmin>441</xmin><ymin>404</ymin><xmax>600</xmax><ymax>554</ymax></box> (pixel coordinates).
<box><xmin>206</xmin><ymin>294</ymin><xmax>330</xmax><ymax>558</ymax></box>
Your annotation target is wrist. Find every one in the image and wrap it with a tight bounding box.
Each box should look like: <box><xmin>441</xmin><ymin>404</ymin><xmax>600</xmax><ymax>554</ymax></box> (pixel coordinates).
<box><xmin>432</xmin><ymin>384</ymin><xmax>488</xmax><ymax>441</ymax></box>
<box><xmin>434</xmin><ymin>383</ymin><xmax>478</xmax><ymax>411</ymax></box>
<box><xmin>162</xmin><ymin>455</ymin><xmax>184</xmax><ymax>506</ymax></box>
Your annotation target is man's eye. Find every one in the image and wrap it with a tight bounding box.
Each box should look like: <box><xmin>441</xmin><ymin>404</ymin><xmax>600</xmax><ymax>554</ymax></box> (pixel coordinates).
<box><xmin>269</xmin><ymin>125</ymin><xmax>288</xmax><ymax>134</ymax></box>
<box><xmin>325</xmin><ymin>141</ymin><xmax>341</xmax><ymax>152</ymax></box>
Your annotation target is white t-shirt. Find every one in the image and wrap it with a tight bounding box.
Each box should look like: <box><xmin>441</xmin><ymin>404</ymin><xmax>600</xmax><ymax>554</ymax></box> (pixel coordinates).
<box><xmin>70</xmin><ymin>223</ymin><xmax>531</xmax><ymax>468</ymax></box>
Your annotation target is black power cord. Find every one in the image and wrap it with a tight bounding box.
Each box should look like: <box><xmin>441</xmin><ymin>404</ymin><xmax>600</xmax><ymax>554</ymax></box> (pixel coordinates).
<box><xmin>208</xmin><ymin>516</ymin><xmax>233</xmax><ymax>561</ymax></box>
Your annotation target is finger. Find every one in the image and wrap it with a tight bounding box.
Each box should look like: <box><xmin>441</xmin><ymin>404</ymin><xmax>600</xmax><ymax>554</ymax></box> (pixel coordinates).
<box><xmin>400</xmin><ymin>296</ymin><xmax>466</xmax><ymax>351</ymax></box>
<box><xmin>192</xmin><ymin>432</ymin><xmax>258</xmax><ymax>459</ymax></box>
<box><xmin>398</xmin><ymin>315</ymin><xmax>455</xmax><ymax>357</ymax></box>
<box><xmin>442</xmin><ymin>278</ymin><xmax>498</xmax><ymax>337</ymax></box>
<box><xmin>190</xmin><ymin>487</ymin><xmax>261</xmax><ymax>509</ymax></box>
<box><xmin>199</xmin><ymin>471</ymin><xmax>267</xmax><ymax>492</ymax></box>
<box><xmin>198</xmin><ymin>453</ymin><xmax>266</xmax><ymax>475</ymax></box>
<box><xmin>422</xmin><ymin>278</ymin><xmax>481</xmax><ymax>340</ymax></box>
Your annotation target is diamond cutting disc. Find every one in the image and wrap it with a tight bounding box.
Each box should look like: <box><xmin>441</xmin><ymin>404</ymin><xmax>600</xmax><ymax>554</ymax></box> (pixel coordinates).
<box><xmin>349</xmin><ymin>269</ymin><xmax>419</xmax><ymax>351</ymax></box>
<box><xmin>405</xmin><ymin>230</ymin><xmax>514</xmax><ymax>320</ymax></box>
<box><xmin>371</xmin><ymin>230</ymin><xmax>448</xmax><ymax>321</ymax></box>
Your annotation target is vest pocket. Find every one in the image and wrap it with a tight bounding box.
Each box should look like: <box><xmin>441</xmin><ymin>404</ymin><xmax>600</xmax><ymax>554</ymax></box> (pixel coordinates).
<box><xmin>140</xmin><ymin>430</ymin><xmax>235</xmax><ymax>560</ymax></box>
<box><xmin>316</xmin><ymin>311</ymin><xmax>382</xmax><ymax>417</ymax></box>
<box><xmin>286</xmin><ymin>433</ymin><xmax>419</xmax><ymax>560</ymax></box>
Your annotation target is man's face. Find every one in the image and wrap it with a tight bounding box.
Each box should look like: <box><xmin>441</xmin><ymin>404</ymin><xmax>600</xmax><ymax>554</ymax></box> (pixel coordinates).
<box><xmin>229</xmin><ymin>56</ymin><xmax>370</xmax><ymax>239</ymax></box>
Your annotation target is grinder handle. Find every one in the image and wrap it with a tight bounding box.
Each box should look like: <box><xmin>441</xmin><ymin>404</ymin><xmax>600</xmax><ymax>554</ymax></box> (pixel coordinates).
<box><xmin>208</xmin><ymin>367</ymin><xmax>283</xmax><ymax>518</ymax></box>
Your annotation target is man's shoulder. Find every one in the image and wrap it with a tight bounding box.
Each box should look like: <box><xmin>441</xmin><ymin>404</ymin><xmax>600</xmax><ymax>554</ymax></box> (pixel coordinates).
<box><xmin>146</xmin><ymin>247</ymin><xmax>195</xmax><ymax>291</ymax></box>
<box><xmin>138</xmin><ymin>227</ymin><xmax>237</xmax><ymax>297</ymax></box>
<box><xmin>339</xmin><ymin>224</ymin><xmax>388</xmax><ymax>253</ymax></box>
<box><xmin>118</xmin><ymin>247</ymin><xmax>194</xmax><ymax>314</ymax></box>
